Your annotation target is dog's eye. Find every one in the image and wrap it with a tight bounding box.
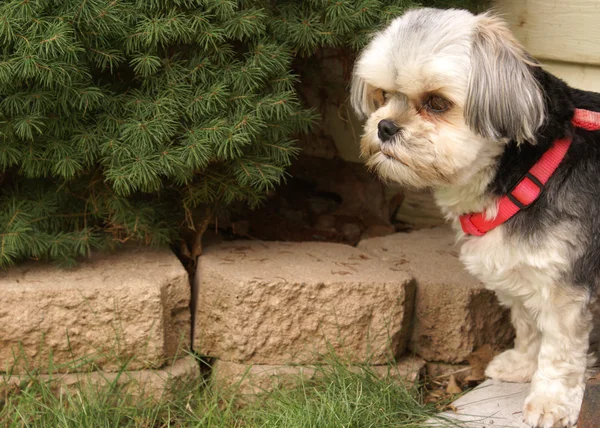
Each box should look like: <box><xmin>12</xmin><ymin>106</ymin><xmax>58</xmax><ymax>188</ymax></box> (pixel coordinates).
<box><xmin>425</xmin><ymin>95</ymin><xmax>451</xmax><ymax>113</ymax></box>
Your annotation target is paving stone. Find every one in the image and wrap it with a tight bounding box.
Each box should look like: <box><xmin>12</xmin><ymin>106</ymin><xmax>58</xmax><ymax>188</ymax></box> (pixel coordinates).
<box><xmin>430</xmin><ymin>373</ymin><xmax>600</xmax><ymax>428</ymax></box>
<box><xmin>212</xmin><ymin>360</ymin><xmax>317</xmax><ymax>396</ymax></box>
<box><xmin>3</xmin><ymin>356</ymin><xmax>200</xmax><ymax>401</ymax></box>
<box><xmin>426</xmin><ymin>379</ymin><xmax>530</xmax><ymax>427</ymax></box>
<box><xmin>0</xmin><ymin>247</ymin><xmax>190</xmax><ymax>373</ymax></box>
<box><xmin>194</xmin><ymin>241</ymin><xmax>415</xmax><ymax>364</ymax></box>
<box><xmin>367</xmin><ymin>355</ymin><xmax>426</xmax><ymax>385</ymax></box>
<box><xmin>212</xmin><ymin>355</ymin><xmax>426</xmax><ymax>396</ymax></box>
<box><xmin>358</xmin><ymin>227</ymin><xmax>515</xmax><ymax>363</ymax></box>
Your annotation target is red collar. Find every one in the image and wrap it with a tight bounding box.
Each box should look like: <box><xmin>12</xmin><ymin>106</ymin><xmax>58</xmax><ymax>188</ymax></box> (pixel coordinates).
<box><xmin>460</xmin><ymin>108</ymin><xmax>600</xmax><ymax>236</ymax></box>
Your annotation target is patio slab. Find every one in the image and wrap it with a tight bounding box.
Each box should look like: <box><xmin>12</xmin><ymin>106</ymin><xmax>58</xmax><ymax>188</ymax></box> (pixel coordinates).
<box><xmin>427</xmin><ymin>379</ymin><xmax>530</xmax><ymax>427</ymax></box>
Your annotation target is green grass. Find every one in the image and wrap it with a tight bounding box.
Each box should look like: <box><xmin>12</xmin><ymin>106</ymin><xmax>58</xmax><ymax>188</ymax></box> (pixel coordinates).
<box><xmin>0</xmin><ymin>355</ymin><xmax>452</xmax><ymax>428</ymax></box>
<box><xmin>239</xmin><ymin>363</ymin><xmax>441</xmax><ymax>428</ymax></box>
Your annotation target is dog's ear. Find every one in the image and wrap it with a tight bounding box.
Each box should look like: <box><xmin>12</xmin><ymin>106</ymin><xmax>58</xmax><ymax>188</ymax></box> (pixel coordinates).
<box><xmin>350</xmin><ymin>72</ymin><xmax>382</xmax><ymax>119</ymax></box>
<box><xmin>350</xmin><ymin>72</ymin><xmax>370</xmax><ymax>119</ymax></box>
<box><xmin>465</xmin><ymin>14</ymin><xmax>545</xmax><ymax>143</ymax></box>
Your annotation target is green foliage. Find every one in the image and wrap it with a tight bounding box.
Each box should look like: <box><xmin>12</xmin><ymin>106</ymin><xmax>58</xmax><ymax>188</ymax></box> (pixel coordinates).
<box><xmin>0</xmin><ymin>0</ymin><xmax>476</xmax><ymax>267</ymax></box>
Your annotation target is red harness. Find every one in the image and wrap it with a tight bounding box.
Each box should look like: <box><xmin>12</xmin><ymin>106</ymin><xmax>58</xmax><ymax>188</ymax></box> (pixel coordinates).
<box><xmin>460</xmin><ymin>108</ymin><xmax>600</xmax><ymax>237</ymax></box>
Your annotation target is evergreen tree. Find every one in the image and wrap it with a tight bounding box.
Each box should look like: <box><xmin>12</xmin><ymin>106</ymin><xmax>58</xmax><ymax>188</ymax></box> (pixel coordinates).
<box><xmin>0</xmin><ymin>0</ymin><xmax>478</xmax><ymax>267</ymax></box>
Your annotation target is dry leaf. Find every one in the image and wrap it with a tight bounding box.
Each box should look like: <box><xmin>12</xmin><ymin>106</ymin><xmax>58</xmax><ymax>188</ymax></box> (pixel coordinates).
<box><xmin>447</xmin><ymin>404</ymin><xmax>458</xmax><ymax>413</ymax></box>
<box><xmin>446</xmin><ymin>374</ymin><xmax>462</xmax><ymax>394</ymax></box>
<box><xmin>465</xmin><ymin>344</ymin><xmax>495</xmax><ymax>382</ymax></box>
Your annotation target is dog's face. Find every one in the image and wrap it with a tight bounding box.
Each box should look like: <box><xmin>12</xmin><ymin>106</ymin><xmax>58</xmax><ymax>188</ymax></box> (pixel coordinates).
<box><xmin>351</xmin><ymin>8</ymin><xmax>546</xmax><ymax>188</ymax></box>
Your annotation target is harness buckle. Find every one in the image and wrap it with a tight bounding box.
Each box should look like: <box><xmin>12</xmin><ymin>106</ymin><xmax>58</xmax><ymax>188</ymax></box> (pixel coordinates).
<box><xmin>508</xmin><ymin>172</ymin><xmax>545</xmax><ymax>209</ymax></box>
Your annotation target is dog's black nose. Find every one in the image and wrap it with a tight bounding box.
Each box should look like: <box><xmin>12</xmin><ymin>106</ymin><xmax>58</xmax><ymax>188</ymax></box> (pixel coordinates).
<box><xmin>377</xmin><ymin>120</ymin><xmax>400</xmax><ymax>142</ymax></box>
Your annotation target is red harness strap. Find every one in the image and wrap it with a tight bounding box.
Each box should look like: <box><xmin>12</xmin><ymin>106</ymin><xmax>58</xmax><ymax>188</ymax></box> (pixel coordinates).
<box><xmin>460</xmin><ymin>108</ymin><xmax>600</xmax><ymax>236</ymax></box>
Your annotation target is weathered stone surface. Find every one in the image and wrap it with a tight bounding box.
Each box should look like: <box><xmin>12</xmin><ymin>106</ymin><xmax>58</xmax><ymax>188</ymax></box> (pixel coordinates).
<box><xmin>579</xmin><ymin>376</ymin><xmax>600</xmax><ymax>428</ymax></box>
<box><xmin>296</xmin><ymin>52</ymin><xmax>362</xmax><ymax>163</ymax></box>
<box><xmin>4</xmin><ymin>356</ymin><xmax>199</xmax><ymax>401</ymax></box>
<box><xmin>212</xmin><ymin>360</ymin><xmax>317</xmax><ymax>396</ymax></box>
<box><xmin>393</xmin><ymin>190</ymin><xmax>445</xmax><ymax>229</ymax></box>
<box><xmin>194</xmin><ymin>241</ymin><xmax>415</xmax><ymax>364</ymax></box>
<box><xmin>360</xmin><ymin>225</ymin><xmax>397</xmax><ymax>241</ymax></box>
<box><xmin>0</xmin><ymin>247</ymin><xmax>190</xmax><ymax>373</ymax></box>
<box><xmin>358</xmin><ymin>228</ymin><xmax>514</xmax><ymax>363</ymax></box>
<box><xmin>368</xmin><ymin>355</ymin><xmax>426</xmax><ymax>386</ymax></box>
<box><xmin>212</xmin><ymin>355</ymin><xmax>426</xmax><ymax>396</ymax></box>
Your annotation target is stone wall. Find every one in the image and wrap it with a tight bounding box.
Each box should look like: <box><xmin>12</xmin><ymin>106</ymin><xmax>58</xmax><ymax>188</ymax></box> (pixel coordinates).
<box><xmin>0</xmin><ymin>226</ymin><xmax>517</xmax><ymax>397</ymax></box>
<box><xmin>193</xmin><ymin>227</ymin><xmax>515</xmax><ymax>393</ymax></box>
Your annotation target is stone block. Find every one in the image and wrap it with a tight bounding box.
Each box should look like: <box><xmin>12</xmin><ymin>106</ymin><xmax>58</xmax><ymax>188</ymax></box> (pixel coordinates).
<box><xmin>393</xmin><ymin>190</ymin><xmax>445</xmax><ymax>229</ymax></box>
<box><xmin>212</xmin><ymin>355</ymin><xmax>426</xmax><ymax>396</ymax></box>
<box><xmin>194</xmin><ymin>241</ymin><xmax>415</xmax><ymax>364</ymax></box>
<box><xmin>4</xmin><ymin>356</ymin><xmax>200</xmax><ymax>401</ymax></box>
<box><xmin>0</xmin><ymin>247</ymin><xmax>190</xmax><ymax>373</ymax></box>
<box><xmin>368</xmin><ymin>355</ymin><xmax>426</xmax><ymax>386</ymax></box>
<box><xmin>358</xmin><ymin>227</ymin><xmax>514</xmax><ymax>363</ymax></box>
<box><xmin>212</xmin><ymin>360</ymin><xmax>317</xmax><ymax>396</ymax></box>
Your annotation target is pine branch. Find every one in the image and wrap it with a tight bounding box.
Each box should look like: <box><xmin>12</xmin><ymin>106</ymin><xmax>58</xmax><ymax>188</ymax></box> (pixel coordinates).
<box><xmin>0</xmin><ymin>0</ymin><xmax>473</xmax><ymax>267</ymax></box>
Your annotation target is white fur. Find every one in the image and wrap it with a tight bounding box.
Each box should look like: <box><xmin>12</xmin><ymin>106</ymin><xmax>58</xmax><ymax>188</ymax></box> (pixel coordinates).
<box><xmin>457</xmin><ymin>222</ymin><xmax>591</xmax><ymax>428</ymax></box>
<box><xmin>351</xmin><ymin>8</ymin><xmax>593</xmax><ymax>427</ymax></box>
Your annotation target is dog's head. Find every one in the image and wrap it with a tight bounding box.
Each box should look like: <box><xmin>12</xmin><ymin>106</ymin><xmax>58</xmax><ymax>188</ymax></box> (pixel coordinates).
<box><xmin>350</xmin><ymin>8</ymin><xmax>545</xmax><ymax>188</ymax></box>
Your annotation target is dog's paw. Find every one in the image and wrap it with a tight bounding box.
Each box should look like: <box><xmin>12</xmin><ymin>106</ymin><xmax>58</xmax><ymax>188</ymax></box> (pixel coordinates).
<box><xmin>522</xmin><ymin>387</ymin><xmax>583</xmax><ymax>428</ymax></box>
<box><xmin>484</xmin><ymin>349</ymin><xmax>537</xmax><ymax>383</ymax></box>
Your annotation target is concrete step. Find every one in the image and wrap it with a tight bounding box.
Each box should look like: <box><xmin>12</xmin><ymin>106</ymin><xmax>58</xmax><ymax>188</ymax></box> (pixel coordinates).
<box><xmin>430</xmin><ymin>376</ymin><xmax>600</xmax><ymax>427</ymax></box>
<box><xmin>427</xmin><ymin>379</ymin><xmax>530</xmax><ymax>427</ymax></box>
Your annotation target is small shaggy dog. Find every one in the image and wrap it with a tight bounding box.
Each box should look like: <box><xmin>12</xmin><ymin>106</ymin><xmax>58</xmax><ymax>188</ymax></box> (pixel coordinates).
<box><xmin>350</xmin><ymin>7</ymin><xmax>600</xmax><ymax>428</ymax></box>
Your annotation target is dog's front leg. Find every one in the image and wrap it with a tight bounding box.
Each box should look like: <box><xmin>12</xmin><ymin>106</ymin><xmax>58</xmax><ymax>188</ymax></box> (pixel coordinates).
<box><xmin>522</xmin><ymin>287</ymin><xmax>592</xmax><ymax>428</ymax></box>
<box><xmin>486</xmin><ymin>298</ymin><xmax>541</xmax><ymax>382</ymax></box>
